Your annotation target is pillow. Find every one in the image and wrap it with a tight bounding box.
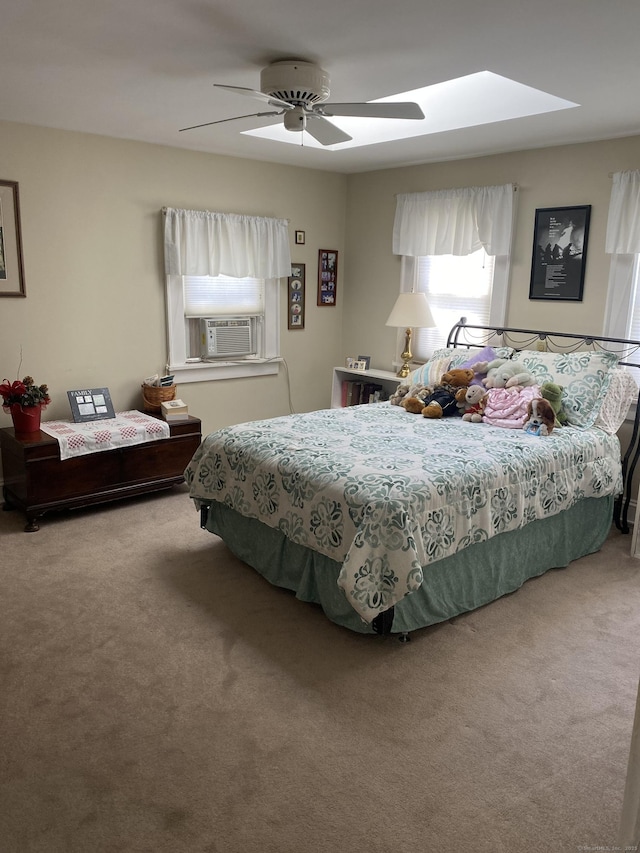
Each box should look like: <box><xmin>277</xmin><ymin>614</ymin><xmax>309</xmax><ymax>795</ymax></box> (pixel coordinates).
<box><xmin>593</xmin><ymin>367</ymin><xmax>638</xmax><ymax>434</ymax></box>
<box><xmin>458</xmin><ymin>346</ymin><xmax>498</xmax><ymax>386</ymax></box>
<box><xmin>509</xmin><ymin>349</ymin><xmax>620</xmax><ymax>428</ymax></box>
<box><xmin>409</xmin><ymin>345</ymin><xmax>513</xmax><ymax>387</ymax></box>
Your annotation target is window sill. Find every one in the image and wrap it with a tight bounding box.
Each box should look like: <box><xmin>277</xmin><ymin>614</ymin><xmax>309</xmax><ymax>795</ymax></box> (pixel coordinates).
<box><xmin>169</xmin><ymin>358</ymin><xmax>282</xmax><ymax>384</ymax></box>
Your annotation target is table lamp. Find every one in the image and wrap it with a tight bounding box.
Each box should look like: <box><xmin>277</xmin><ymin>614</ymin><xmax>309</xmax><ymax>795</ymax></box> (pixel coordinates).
<box><xmin>385</xmin><ymin>292</ymin><xmax>435</xmax><ymax>378</ymax></box>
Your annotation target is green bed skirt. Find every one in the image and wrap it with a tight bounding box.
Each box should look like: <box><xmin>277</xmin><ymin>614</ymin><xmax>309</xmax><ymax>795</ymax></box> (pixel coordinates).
<box><xmin>203</xmin><ymin>496</ymin><xmax>614</xmax><ymax>635</ymax></box>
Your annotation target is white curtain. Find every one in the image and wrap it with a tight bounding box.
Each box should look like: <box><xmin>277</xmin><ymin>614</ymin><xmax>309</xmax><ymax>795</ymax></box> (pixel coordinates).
<box><xmin>603</xmin><ymin>171</ymin><xmax>640</xmax><ymax>339</ymax></box>
<box><xmin>393</xmin><ymin>183</ymin><xmax>514</xmax><ymax>257</ymax></box>
<box><xmin>164</xmin><ymin>208</ymin><xmax>291</xmax><ymax>279</ymax></box>
<box><xmin>605</xmin><ymin>170</ymin><xmax>640</xmax><ymax>254</ymax></box>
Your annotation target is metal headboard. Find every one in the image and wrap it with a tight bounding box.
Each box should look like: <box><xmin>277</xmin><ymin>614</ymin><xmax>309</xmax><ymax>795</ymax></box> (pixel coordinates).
<box><xmin>445</xmin><ymin>316</ymin><xmax>640</xmax><ymax>534</ymax></box>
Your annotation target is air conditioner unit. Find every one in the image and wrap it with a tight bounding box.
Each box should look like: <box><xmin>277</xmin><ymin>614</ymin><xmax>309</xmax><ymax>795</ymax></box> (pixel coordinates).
<box><xmin>200</xmin><ymin>318</ymin><xmax>255</xmax><ymax>359</ymax></box>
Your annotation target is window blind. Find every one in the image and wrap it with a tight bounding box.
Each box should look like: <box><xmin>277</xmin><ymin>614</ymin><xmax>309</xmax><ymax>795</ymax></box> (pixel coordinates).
<box><xmin>413</xmin><ymin>250</ymin><xmax>495</xmax><ymax>359</ymax></box>
<box><xmin>183</xmin><ymin>275</ymin><xmax>264</xmax><ymax>318</ymax></box>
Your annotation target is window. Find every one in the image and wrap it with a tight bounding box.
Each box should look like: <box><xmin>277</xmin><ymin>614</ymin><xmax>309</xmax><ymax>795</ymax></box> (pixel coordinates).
<box><xmin>411</xmin><ymin>250</ymin><xmax>495</xmax><ymax>361</ymax></box>
<box><xmin>183</xmin><ymin>275</ymin><xmax>264</xmax><ymax>360</ymax></box>
<box><xmin>163</xmin><ymin>207</ymin><xmax>290</xmax><ymax>383</ymax></box>
<box><xmin>392</xmin><ymin>183</ymin><xmax>514</xmax><ymax>365</ymax></box>
<box><xmin>606</xmin><ymin>254</ymin><xmax>640</xmax><ymax>384</ymax></box>
<box><xmin>165</xmin><ymin>273</ymin><xmax>280</xmax><ymax>383</ymax></box>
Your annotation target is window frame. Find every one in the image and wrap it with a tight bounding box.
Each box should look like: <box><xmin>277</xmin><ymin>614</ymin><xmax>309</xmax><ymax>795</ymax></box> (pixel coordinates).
<box><xmin>398</xmin><ymin>251</ymin><xmax>510</xmax><ymax>363</ymax></box>
<box><xmin>165</xmin><ymin>274</ymin><xmax>281</xmax><ymax>383</ymax></box>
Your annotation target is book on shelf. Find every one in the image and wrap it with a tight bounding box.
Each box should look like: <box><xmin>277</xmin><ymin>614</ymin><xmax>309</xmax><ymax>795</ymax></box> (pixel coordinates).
<box><xmin>341</xmin><ymin>380</ymin><xmax>385</xmax><ymax>406</ymax></box>
<box><xmin>160</xmin><ymin>399</ymin><xmax>189</xmax><ymax>421</ymax></box>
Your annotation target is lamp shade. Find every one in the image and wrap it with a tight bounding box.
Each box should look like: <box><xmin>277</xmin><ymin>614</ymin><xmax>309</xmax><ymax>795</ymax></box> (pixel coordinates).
<box><xmin>385</xmin><ymin>292</ymin><xmax>435</xmax><ymax>328</ymax></box>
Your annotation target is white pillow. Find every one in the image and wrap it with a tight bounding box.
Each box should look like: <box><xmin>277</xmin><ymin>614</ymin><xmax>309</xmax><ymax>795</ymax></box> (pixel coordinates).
<box><xmin>593</xmin><ymin>367</ymin><xmax>638</xmax><ymax>434</ymax></box>
<box><xmin>510</xmin><ymin>349</ymin><xmax>620</xmax><ymax>428</ymax></box>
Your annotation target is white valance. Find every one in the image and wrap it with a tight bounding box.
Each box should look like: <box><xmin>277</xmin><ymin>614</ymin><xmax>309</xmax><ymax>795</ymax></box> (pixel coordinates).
<box><xmin>605</xmin><ymin>171</ymin><xmax>640</xmax><ymax>254</ymax></box>
<box><xmin>393</xmin><ymin>183</ymin><xmax>514</xmax><ymax>257</ymax></box>
<box><xmin>163</xmin><ymin>207</ymin><xmax>291</xmax><ymax>279</ymax></box>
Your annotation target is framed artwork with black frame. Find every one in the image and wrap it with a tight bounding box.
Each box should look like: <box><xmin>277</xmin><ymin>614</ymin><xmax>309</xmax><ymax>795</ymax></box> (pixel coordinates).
<box><xmin>0</xmin><ymin>179</ymin><xmax>26</xmax><ymax>297</ymax></box>
<box><xmin>529</xmin><ymin>205</ymin><xmax>591</xmax><ymax>302</ymax></box>
<box><xmin>287</xmin><ymin>264</ymin><xmax>305</xmax><ymax>330</ymax></box>
<box><xmin>317</xmin><ymin>249</ymin><xmax>338</xmax><ymax>306</ymax></box>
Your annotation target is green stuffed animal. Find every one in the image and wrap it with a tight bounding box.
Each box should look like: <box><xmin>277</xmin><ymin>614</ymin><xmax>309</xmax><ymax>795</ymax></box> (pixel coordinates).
<box><xmin>540</xmin><ymin>382</ymin><xmax>568</xmax><ymax>425</ymax></box>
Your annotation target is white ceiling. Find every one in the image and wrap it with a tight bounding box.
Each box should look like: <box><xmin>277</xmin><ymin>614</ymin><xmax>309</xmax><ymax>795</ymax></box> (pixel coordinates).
<box><xmin>2</xmin><ymin>0</ymin><xmax>640</xmax><ymax>174</ymax></box>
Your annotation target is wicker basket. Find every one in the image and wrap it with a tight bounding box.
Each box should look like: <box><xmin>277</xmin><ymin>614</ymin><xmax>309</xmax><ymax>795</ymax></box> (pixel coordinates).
<box><xmin>141</xmin><ymin>383</ymin><xmax>177</xmax><ymax>413</ymax></box>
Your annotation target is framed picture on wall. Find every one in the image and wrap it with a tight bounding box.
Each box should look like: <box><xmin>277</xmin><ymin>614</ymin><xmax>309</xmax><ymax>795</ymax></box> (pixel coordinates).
<box><xmin>288</xmin><ymin>264</ymin><xmax>305</xmax><ymax>330</ymax></box>
<box><xmin>0</xmin><ymin>179</ymin><xmax>26</xmax><ymax>297</ymax></box>
<box><xmin>317</xmin><ymin>249</ymin><xmax>338</xmax><ymax>306</ymax></box>
<box><xmin>529</xmin><ymin>205</ymin><xmax>591</xmax><ymax>302</ymax></box>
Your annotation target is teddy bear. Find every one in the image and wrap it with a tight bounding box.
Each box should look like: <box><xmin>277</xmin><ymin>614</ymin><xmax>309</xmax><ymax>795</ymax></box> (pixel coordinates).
<box><xmin>389</xmin><ymin>382</ymin><xmax>411</xmax><ymax>406</ymax></box>
<box><xmin>523</xmin><ymin>397</ymin><xmax>556</xmax><ymax>436</ymax></box>
<box><xmin>439</xmin><ymin>367</ymin><xmax>475</xmax><ymax>390</ymax></box>
<box><xmin>482</xmin><ymin>359</ymin><xmax>536</xmax><ymax>389</ymax></box>
<box><xmin>421</xmin><ymin>387</ymin><xmax>461</xmax><ymax>418</ymax></box>
<box><xmin>540</xmin><ymin>381</ymin><xmax>568</xmax><ymax>426</ymax></box>
<box><xmin>420</xmin><ymin>368</ymin><xmax>475</xmax><ymax>419</ymax></box>
<box><xmin>390</xmin><ymin>381</ymin><xmax>432</xmax><ymax>409</ymax></box>
<box><xmin>402</xmin><ymin>384</ymin><xmax>433</xmax><ymax>413</ymax></box>
<box><xmin>459</xmin><ymin>385</ymin><xmax>488</xmax><ymax>422</ymax></box>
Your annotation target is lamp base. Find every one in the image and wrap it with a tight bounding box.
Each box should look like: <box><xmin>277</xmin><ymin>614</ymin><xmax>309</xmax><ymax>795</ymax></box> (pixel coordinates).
<box><xmin>396</xmin><ymin>328</ymin><xmax>413</xmax><ymax>378</ymax></box>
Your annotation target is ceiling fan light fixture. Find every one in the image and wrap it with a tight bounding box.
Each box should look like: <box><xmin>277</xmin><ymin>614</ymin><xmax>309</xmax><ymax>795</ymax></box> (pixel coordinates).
<box><xmin>283</xmin><ymin>107</ymin><xmax>307</xmax><ymax>133</ymax></box>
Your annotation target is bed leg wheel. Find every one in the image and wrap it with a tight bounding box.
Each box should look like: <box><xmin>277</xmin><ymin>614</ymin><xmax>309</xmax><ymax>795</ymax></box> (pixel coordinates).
<box><xmin>398</xmin><ymin>632</ymin><xmax>411</xmax><ymax>643</ymax></box>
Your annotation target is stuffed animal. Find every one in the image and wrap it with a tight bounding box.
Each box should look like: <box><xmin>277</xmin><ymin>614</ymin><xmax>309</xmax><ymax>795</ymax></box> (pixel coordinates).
<box><xmin>440</xmin><ymin>367</ymin><xmax>475</xmax><ymax>390</ymax></box>
<box><xmin>419</xmin><ymin>368</ymin><xmax>475</xmax><ymax>419</ymax></box>
<box><xmin>523</xmin><ymin>397</ymin><xmax>556</xmax><ymax>436</ymax></box>
<box><xmin>389</xmin><ymin>383</ymin><xmax>411</xmax><ymax>406</ymax></box>
<box><xmin>390</xmin><ymin>381</ymin><xmax>432</xmax><ymax>408</ymax></box>
<box><xmin>460</xmin><ymin>385</ymin><xmax>488</xmax><ymax>422</ymax></box>
<box><xmin>421</xmin><ymin>387</ymin><xmax>460</xmax><ymax>418</ymax></box>
<box><xmin>482</xmin><ymin>360</ymin><xmax>536</xmax><ymax>389</ymax></box>
<box><xmin>402</xmin><ymin>389</ymin><xmax>431</xmax><ymax>413</ymax></box>
<box><xmin>540</xmin><ymin>382</ymin><xmax>568</xmax><ymax>425</ymax></box>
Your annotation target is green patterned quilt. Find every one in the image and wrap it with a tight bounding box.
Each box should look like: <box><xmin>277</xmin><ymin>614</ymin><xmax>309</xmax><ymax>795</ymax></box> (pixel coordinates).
<box><xmin>184</xmin><ymin>404</ymin><xmax>622</xmax><ymax>624</ymax></box>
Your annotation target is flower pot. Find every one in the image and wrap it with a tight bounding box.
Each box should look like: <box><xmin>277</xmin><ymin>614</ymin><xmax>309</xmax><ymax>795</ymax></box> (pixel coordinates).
<box><xmin>10</xmin><ymin>403</ymin><xmax>42</xmax><ymax>434</ymax></box>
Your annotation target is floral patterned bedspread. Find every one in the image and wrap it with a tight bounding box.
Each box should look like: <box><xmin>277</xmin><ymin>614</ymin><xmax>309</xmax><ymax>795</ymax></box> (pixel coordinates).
<box><xmin>184</xmin><ymin>404</ymin><xmax>622</xmax><ymax>624</ymax></box>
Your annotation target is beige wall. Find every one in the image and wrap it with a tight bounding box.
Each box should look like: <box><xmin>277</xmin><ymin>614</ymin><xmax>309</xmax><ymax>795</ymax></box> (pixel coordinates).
<box><xmin>344</xmin><ymin>135</ymin><xmax>640</xmax><ymax>371</ymax></box>
<box><xmin>0</xmin><ymin>121</ymin><xmax>346</xmax><ymax>441</ymax></box>
<box><xmin>1</xmin><ymin>121</ymin><xmax>639</xmax><ymax>484</ymax></box>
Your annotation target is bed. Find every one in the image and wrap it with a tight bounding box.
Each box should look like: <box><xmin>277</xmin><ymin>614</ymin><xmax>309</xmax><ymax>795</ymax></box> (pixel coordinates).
<box><xmin>184</xmin><ymin>319</ymin><xmax>640</xmax><ymax>638</ymax></box>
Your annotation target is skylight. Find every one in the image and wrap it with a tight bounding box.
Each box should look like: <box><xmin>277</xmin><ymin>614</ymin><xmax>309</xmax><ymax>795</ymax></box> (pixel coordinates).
<box><xmin>243</xmin><ymin>71</ymin><xmax>579</xmax><ymax>150</ymax></box>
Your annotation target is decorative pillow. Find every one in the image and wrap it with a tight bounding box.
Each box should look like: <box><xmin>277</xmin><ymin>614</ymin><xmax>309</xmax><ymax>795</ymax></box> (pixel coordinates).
<box><xmin>593</xmin><ymin>367</ymin><xmax>638</xmax><ymax>434</ymax></box>
<box><xmin>409</xmin><ymin>345</ymin><xmax>513</xmax><ymax>387</ymax></box>
<box><xmin>458</xmin><ymin>346</ymin><xmax>498</xmax><ymax>386</ymax></box>
<box><xmin>509</xmin><ymin>349</ymin><xmax>620</xmax><ymax>428</ymax></box>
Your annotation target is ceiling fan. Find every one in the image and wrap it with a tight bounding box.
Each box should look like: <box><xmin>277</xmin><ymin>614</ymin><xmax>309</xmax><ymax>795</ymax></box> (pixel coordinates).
<box><xmin>179</xmin><ymin>60</ymin><xmax>425</xmax><ymax>145</ymax></box>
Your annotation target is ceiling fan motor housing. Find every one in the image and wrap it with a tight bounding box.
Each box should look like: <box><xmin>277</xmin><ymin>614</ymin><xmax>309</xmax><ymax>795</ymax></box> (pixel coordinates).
<box><xmin>260</xmin><ymin>60</ymin><xmax>330</xmax><ymax>107</ymax></box>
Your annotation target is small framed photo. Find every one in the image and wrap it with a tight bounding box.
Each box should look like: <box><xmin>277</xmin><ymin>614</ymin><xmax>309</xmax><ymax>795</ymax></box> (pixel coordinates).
<box><xmin>295</xmin><ymin>230</ymin><xmax>305</xmax><ymax>245</ymax></box>
<box><xmin>529</xmin><ymin>205</ymin><xmax>591</xmax><ymax>302</ymax></box>
<box><xmin>317</xmin><ymin>249</ymin><xmax>338</xmax><ymax>306</ymax></box>
<box><xmin>288</xmin><ymin>263</ymin><xmax>305</xmax><ymax>330</ymax></box>
<box><xmin>346</xmin><ymin>357</ymin><xmax>367</xmax><ymax>371</ymax></box>
<box><xmin>67</xmin><ymin>387</ymin><xmax>116</xmax><ymax>422</ymax></box>
<box><xmin>357</xmin><ymin>355</ymin><xmax>371</xmax><ymax>370</ymax></box>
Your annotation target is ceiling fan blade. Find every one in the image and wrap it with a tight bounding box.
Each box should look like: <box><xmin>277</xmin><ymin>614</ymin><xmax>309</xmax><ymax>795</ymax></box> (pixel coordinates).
<box><xmin>305</xmin><ymin>114</ymin><xmax>352</xmax><ymax>145</ymax></box>
<box><xmin>214</xmin><ymin>84</ymin><xmax>295</xmax><ymax>111</ymax></box>
<box><xmin>179</xmin><ymin>111</ymin><xmax>282</xmax><ymax>132</ymax></box>
<box><xmin>321</xmin><ymin>102</ymin><xmax>425</xmax><ymax>120</ymax></box>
